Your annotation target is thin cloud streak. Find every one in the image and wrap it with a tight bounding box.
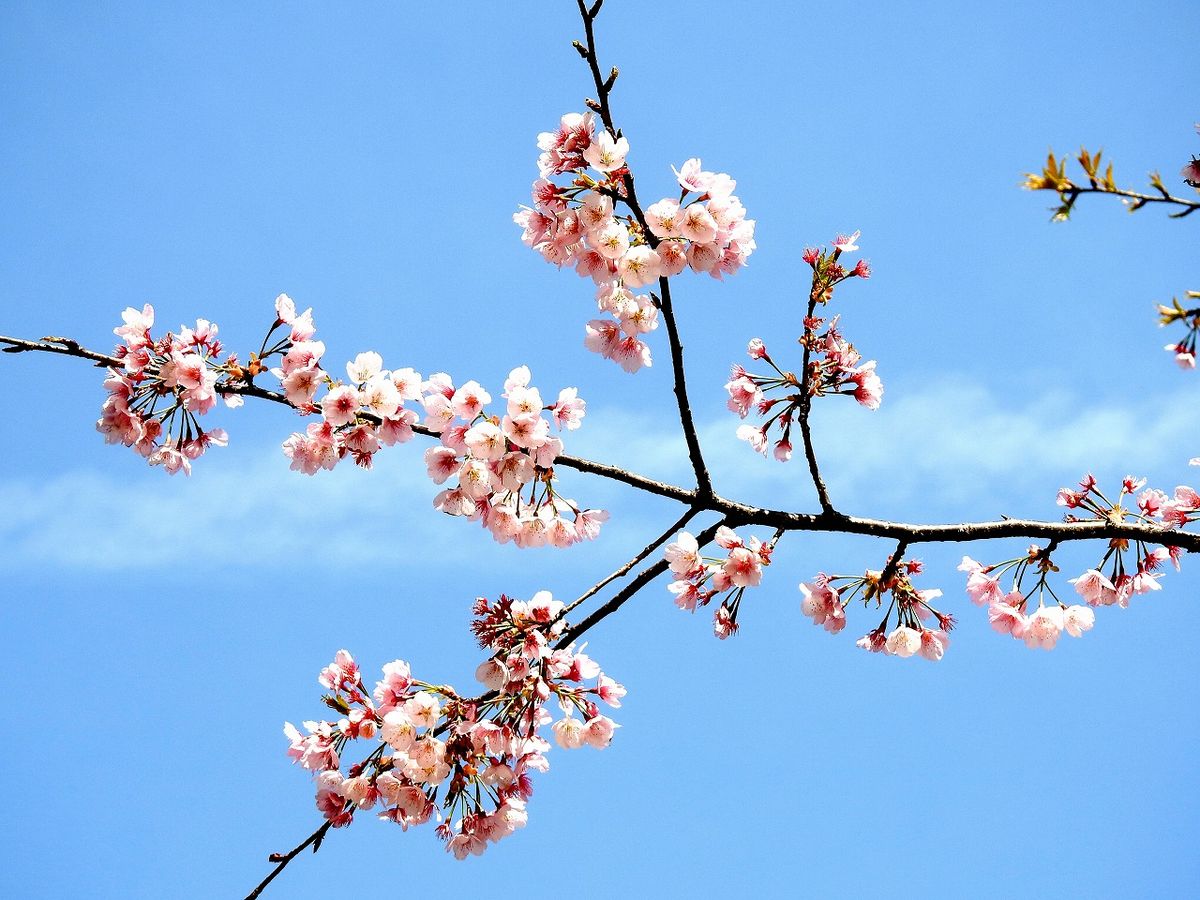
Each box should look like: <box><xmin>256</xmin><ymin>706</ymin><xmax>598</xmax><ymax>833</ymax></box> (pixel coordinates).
<box><xmin>1</xmin><ymin>378</ymin><xmax>1193</xmax><ymax>568</ymax></box>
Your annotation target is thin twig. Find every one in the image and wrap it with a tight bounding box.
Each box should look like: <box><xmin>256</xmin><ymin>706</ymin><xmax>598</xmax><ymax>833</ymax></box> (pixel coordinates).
<box><xmin>572</xmin><ymin>0</ymin><xmax>714</xmax><ymax>499</ymax></box>
<box><xmin>797</xmin><ymin>291</ymin><xmax>834</xmax><ymax>514</ymax></box>
<box><xmin>245</xmin><ymin>821</ymin><xmax>332</xmax><ymax>900</ymax></box>
<box><xmin>556</xmin><ymin>520</ymin><xmax>727</xmax><ymax>647</ymax></box>
<box><xmin>1062</xmin><ymin>184</ymin><xmax>1200</xmax><ymax>217</ymax></box>
<box><xmin>877</xmin><ymin>539</ymin><xmax>909</xmax><ymax>588</ymax></box>
<box><xmin>562</xmin><ymin>506</ymin><xmax>701</xmax><ymax>616</ymax></box>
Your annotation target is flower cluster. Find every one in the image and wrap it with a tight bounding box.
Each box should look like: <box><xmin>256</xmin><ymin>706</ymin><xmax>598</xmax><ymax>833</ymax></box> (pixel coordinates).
<box><xmin>1158</xmin><ymin>291</ymin><xmax>1200</xmax><ymax>370</ymax></box>
<box><xmin>265</xmin><ymin>293</ymin><xmax>324</xmax><ymax>410</ymax></box>
<box><xmin>421</xmin><ymin>366</ymin><xmax>606</xmax><ymax>548</ymax></box>
<box><xmin>514</xmin><ymin>112</ymin><xmax>754</xmax><ymax>371</ymax></box>
<box><xmin>1182</xmin><ymin>124</ymin><xmax>1200</xmax><ymax>188</ymax></box>
<box><xmin>267</xmin><ymin>296</ymin><xmax>423</xmax><ymax>473</ymax></box>
<box><xmin>97</xmin><ymin>303</ymin><xmax>239</xmax><ymax>475</ymax></box>
<box><xmin>283</xmin><ymin>592</ymin><xmax>622</xmax><ymax>858</ymax></box>
<box><xmin>1061</xmin><ymin>522</ymin><xmax>1188</xmax><ymax>607</ymax></box>
<box><xmin>800</xmin><ymin>557</ymin><xmax>953</xmax><ymax>661</ymax></box>
<box><xmin>958</xmin><ymin>548</ymin><xmax>1096</xmax><ymax>650</ymax></box>
<box><xmin>727</xmin><ymin>232</ymin><xmax>878</xmax><ymax>458</ymax></box>
<box><xmin>1056</xmin><ymin>472</ymin><xmax>1199</xmax><ymax>532</ymax></box>
<box><xmin>469</xmin><ymin>591</ymin><xmax>624</xmax><ymax>751</ymax></box>
<box><xmin>729</xmin><ymin>324</ymin><xmax>882</xmax><ymax>459</ymax></box>
<box><xmin>584</xmin><ymin>282</ymin><xmax>658</xmax><ymax>373</ymax></box>
<box><xmin>663</xmin><ymin>527</ymin><xmax>776</xmax><ymax>638</ymax></box>
<box><xmin>280</xmin><ymin>351</ymin><xmax>421</xmax><ymax>474</ymax></box>
<box><xmin>950</xmin><ymin>471</ymin><xmax>1199</xmax><ymax>650</ymax></box>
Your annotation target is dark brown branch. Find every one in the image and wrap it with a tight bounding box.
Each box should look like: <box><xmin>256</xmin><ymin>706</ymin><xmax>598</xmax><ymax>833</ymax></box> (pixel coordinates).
<box><xmin>10</xmin><ymin>326</ymin><xmax>1200</xmax><ymax>900</ymax></box>
<box><xmin>573</xmin><ymin>0</ymin><xmax>714</xmax><ymax>500</ymax></box>
<box><xmin>1061</xmin><ymin>184</ymin><xmax>1200</xmax><ymax>218</ymax></box>
<box><xmin>653</xmin><ymin>277</ymin><xmax>714</xmax><ymax>499</ymax></box>
<box><xmin>245</xmin><ymin>821</ymin><xmax>332</xmax><ymax>900</ymax></box>
<box><xmin>235</xmin><ymin>379</ymin><xmax>697</xmax><ymax>502</ymax></box>
<box><xmin>556</xmin><ymin>519</ymin><xmax>726</xmax><ymax>647</ymax></box>
<box><xmin>562</xmin><ymin>506</ymin><xmax>700</xmax><ymax>616</ymax></box>
<box><xmin>707</xmin><ymin>495</ymin><xmax>1200</xmax><ymax>553</ymax></box>
<box><xmin>0</xmin><ymin>334</ymin><xmax>121</xmax><ymax>366</ymax></box>
<box><xmin>797</xmin><ymin>291</ymin><xmax>834</xmax><ymax>514</ymax></box>
<box><xmin>4</xmin><ymin>330</ymin><xmax>1199</xmax><ymax>555</ymax></box>
<box><xmin>249</xmin><ymin>508</ymin><xmax>707</xmax><ymax>898</ymax></box>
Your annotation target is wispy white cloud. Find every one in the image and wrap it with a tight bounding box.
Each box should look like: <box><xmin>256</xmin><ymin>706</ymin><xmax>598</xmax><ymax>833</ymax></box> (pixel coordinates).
<box><xmin>573</xmin><ymin>378</ymin><xmax>1199</xmax><ymax>521</ymax></box>
<box><xmin>1</xmin><ymin>377</ymin><xmax>1193</xmax><ymax>569</ymax></box>
<box><xmin>0</xmin><ymin>449</ymin><xmax>458</xmax><ymax>570</ymax></box>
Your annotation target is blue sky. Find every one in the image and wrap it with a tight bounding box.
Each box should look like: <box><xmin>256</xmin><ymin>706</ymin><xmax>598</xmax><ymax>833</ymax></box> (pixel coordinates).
<box><xmin>1</xmin><ymin>1</ymin><xmax>1197</xmax><ymax>897</ymax></box>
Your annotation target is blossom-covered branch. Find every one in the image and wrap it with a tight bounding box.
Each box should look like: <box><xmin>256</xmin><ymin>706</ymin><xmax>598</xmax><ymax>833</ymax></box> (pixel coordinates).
<box><xmin>4</xmin><ymin>330</ymin><xmax>1196</xmax><ymax>555</ymax></box>
<box><xmin>519</xmin><ymin>0</ymin><xmax>740</xmax><ymax>499</ymax></box>
<box><xmin>0</xmin><ymin>332</ymin><xmax>696</xmax><ymax>505</ymax></box>
<box><xmin>2</xmin><ymin>2</ymin><xmax>1199</xmax><ymax>896</ymax></box>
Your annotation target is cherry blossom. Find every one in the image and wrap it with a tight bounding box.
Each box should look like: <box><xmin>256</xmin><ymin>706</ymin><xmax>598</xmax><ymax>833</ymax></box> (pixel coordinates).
<box><xmin>514</xmin><ymin>116</ymin><xmax>754</xmax><ymax>372</ymax></box>
<box><xmin>96</xmin><ymin>304</ymin><xmax>242</xmax><ymax>473</ymax></box>
<box><xmin>957</xmin><ymin>509</ymin><xmax>1188</xmax><ymax>650</ymax></box>
<box><xmin>582</xmin><ymin>131</ymin><xmax>629</xmax><ymax>172</ymax></box>
<box><xmin>2</xmin><ymin>5</ymin><xmax>1198</xmax><ymax>893</ymax></box>
<box><xmin>799</xmin><ymin>555</ymin><xmax>953</xmax><ymax>661</ymax></box>
<box><xmin>1156</xmin><ymin>292</ymin><xmax>1200</xmax><ymax>369</ymax></box>
<box><xmin>283</xmin><ymin>593</ymin><xmax>623</xmax><ymax>856</ymax></box>
<box><xmin>663</xmin><ymin>527</ymin><xmax>778</xmax><ymax>637</ymax></box>
<box><xmin>799</xmin><ymin>576</ymin><xmax>847</xmax><ymax>634</ymax></box>
<box><xmin>277</xmin><ymin>354</ymin><xmax>607</xmax><ymax>547</ymax></box>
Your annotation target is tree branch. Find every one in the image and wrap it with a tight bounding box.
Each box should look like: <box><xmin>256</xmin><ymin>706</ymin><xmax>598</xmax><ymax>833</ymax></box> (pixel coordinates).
<box><xmin>246</xmin><ymin>509</ymin><xmax>710</xmax><ymax>899</ymax></box>
<box><xmin>572</xmin><ymin>0</ymin><xmax>714</xmax><ymax>500</ymax></box>
<box><xmin>0</xmin><ymin>333</ymin><xmax>699</xmax><ymax>505</ymax></box>
<box><xmin>5</xmin><ymin>330</ymin><xmax>1198</xmax><ymax>555</ymax></box>
<box><xmin>245</xmin><ymin>821</ymin><xmax>332</xmax><ymax>900</ymax></box>
<box><xmin>708</xmin><ymin>496</ymin><xmax>1200</xmax><ymax>552</ymax></box>
<box><xmin>13</xmin><ymin>323</ymin><xmax>1200</xmax><ymax>900</ymax></box>
<box><xmin>1061</xmin><ymin>184</ymin><xmax>1200</xmax><ymax>218</ymax></box>
<box><xmin>653</xmin><ymin>277</ymin><xmax>714</xmax><ymax>498</ymax></box>
<box><xmin>556</xmin><ymin>519</ymin><xmax>727</xmax><ymax>647</ymax></box>
<box><xmin>562</xmin><ymin>505</ymin><xmax>701</xmax><ymax>616</ymax></box>
<box><xmin>798</xmin><ymin>291</ymin><xmax>834</xmax><ymax>514</ymax></box>
<box><xmin>0</xmin><ymin>334</ymin><xmax>121</xmax><ymax>366</ymax></box>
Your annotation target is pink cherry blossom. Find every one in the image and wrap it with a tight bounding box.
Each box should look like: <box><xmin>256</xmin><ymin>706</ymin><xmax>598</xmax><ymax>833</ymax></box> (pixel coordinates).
<box><xmin>1063</xmin><ymin>605</ymin><xmax>1096</xmax><ymax>638</ymax></box>
<box><xmin>321</xmin><ymin>385</ymin><xmax>361</xmax><ymax>427</ymax></box>
<box><xmin>832</xmin><ymin>230</ymin><xmax>861</xmax><ymax>253</ymax></box>
<box><xmin>1022</xmin><ymin>606</ymin><xmax>1064</xmax><ymax>650</ymax></box>
<box><xmin>672</xmin><ymin>158</ymin><xmax>713</xmax><ymax>194</ymax></box>
<box><xmin>918</xmin><ymin>629</ymin><xmax>951</xmax><ymax>661</ymax></box>
<box><xmin>799</xmin><ymin>580</ymin><xmax>846</xmax><ymax>633</ymax></box>
<box><xmin>1069</xmin><ymin>569</ymin><xmax>1119</xmax><ymax>606</ymax></box>
<box><xmin>645</xmin><ymin>199</ymin><xmax>682</xmax><ymax>238</ymax></box>
<box><xmin>583</xmin><ymin>131</ymin><xmax>629</xmax><ymax>172</ymax></box>
<box><xmin>988</xmin><ymin>594</ymin><xmax>1028</xmax><ymax>635</ymax></box>
<box><xmin>884</xmin><ymin>626</ymin><xmax>922</xmax><ymax>658</ymax></box>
